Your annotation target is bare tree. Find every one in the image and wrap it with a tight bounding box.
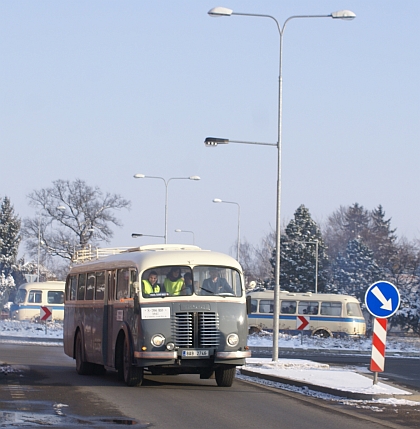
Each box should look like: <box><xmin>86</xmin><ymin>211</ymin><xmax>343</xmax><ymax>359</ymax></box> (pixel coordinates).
<box><xmin>23</xmin><ymin>179</ymin><xmax>131</xmax><ymax>261</ymax></box>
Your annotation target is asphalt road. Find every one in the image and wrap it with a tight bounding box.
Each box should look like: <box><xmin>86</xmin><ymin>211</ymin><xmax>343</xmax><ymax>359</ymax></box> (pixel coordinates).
<box><xmin>0</xmin><ymin>343</ymin><xmax>419</xmax><ymax>429</ymax></box>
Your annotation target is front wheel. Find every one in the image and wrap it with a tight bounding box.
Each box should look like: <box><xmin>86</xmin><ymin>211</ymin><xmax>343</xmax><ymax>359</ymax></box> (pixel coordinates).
<box><xmin>120</xmin><ymin>336</ymin><xmax>143</xmax><ymax>387</ymax></box>
<box><xmin>215</xmin><ymin>366</ymin><xmax>236</xmax><ymax>387</ymax></box>
<box><xmin>312</xmin><ymin>329</ymin><xmax>331</xmax><ymax>338</ymax></box>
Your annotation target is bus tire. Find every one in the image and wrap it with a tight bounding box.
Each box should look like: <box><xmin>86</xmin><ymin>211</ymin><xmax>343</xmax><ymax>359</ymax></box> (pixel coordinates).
<box><xmin>312</xmin><ymin>329</ymin><xmax>331</xmax><ymax>338</ymax></box>
<box><xmin>121</xmin><ymin>336</ymin><xmax>143</xmax><ymax>387</ymax></box>
<box><xmin>75</xmin><ymin>332</ymin><xmax>94</xmax><ymax>375</ymax></box>
<box><xmin>215</xmin><ymin>365</ymin><xmax>236</xmax><ymax>387</ymax></box>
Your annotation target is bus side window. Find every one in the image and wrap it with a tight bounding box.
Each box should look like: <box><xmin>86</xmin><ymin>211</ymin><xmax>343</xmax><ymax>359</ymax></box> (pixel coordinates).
<box><xmin>298</xmin><ymin>301</ymin><xmax>318</xmax><ymax>315</ymax></box>
<box><xmin>259</xmin><ymin>300</ymin><xmax>273</xmax><ymax>313</ymax></box>
<box><xmin>95</xmin><ymin>271</ymin><xmax>105</xmax><ymax>301</ymax></box>
<box><xmin>116</xmin><ymin>268</ymin><xmax>129</xmax><ymax>300</ymax></box>
<box><xmin>68</xmin><ymin>275</ymin><xmax>77</xmax><ymax>301</ymax></box>
<box><xmin>28</xmin><ymin>290</ymin><xmax>42</xmax><ymax>304</ymax></box>
<box><xmin>281</xmin><ymin>300</ymin><xmax>296</xmax><ymax>314</ymax></box>
<box><xmin>77</xmin><ymin>273</ymin><xmax>86</xmax><ymax>300</ymax></box>
<box><xmin>130</xmin><ymin>270</ymin><xmax>139</xmax><ymax>297</ymax></box>
<box><xmin>85</xmin><ymin>273</ymin><xmax>95</xmax><ymax>300</ymax></box>
<box><xmin>250</xmin><ymin>299</ymin><xmax>257</xmax><ymax>313</ymax></box>
<box><xmin>108</xmin><ymin>271</ymin><xmax>116</xmax><ymax>301</ymax></box>
<box><xmin>321</xmin><ymin>302</ymin><xmax>342</xmax><ymax>316</ymax></box>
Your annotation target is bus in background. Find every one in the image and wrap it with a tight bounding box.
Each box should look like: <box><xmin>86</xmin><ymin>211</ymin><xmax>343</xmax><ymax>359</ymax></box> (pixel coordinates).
<box><xmin>10</xmin><ymin>281</ymin><xmax>65</xmax><ymax>321</ymax></box>
<box><xmin>247</xmin><ymin>289</ymin><xmax>365</xmax><ymax>338</ymax></box>
<box><xmin>63</xmin><ymin>245</ymin><xmax>251</xmax><ymax>387</ymax></box>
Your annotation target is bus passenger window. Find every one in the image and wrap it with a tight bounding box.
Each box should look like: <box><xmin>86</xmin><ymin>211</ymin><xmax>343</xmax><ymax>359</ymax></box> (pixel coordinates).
<box><xmin>77</xmin><ymin>274</ymin><xmax>86</xmax><ymax>300</ymax></box>
<box><xmin>250</xmin><ymin>299</ymin><xmax>257</xmax><ymax>313</ymax></box>
<box><xmin>48</xmin><ymin>291</ymin><xmax>64</xmax><ymax>304</ymax></box>
<box><xmin>85</xmin><ymin>273</ymin><xmax>95</xmax><ymax>300</ymax></box>
<box><xmin>28</xmin><ymin>290</ymin><xmax>42</xmax><ymax>303</ymax></box>
<box><xmin>117</xmin><ymin>268</ymin><xmax>129</xmax><ymax>300</ymax></box>
<box><xmin>321</xmin><ymin>302</ymin><xmax>342</xmax><ymax>316</ymax></box>
<box><xmin>130</xmin><ymin>270</ymin><xmax>139</xmax><ymax>297</ymax></box>
<box><xmin>68</xmin><ymin>275</ymin><xmax>77</xmax><ymax>301</ymax></box>
<box><xmin>298</xmin><ymin>301</ymin><xmax>318</xmax><ymax>315</ymax></box>
<box><xmin>281</xmin><ymin>300</ymin><xmax>296</xmax><ymax>314</ymax></box>
<box><xmin>259</xmin><ymin>300</ymin><xmax>273</xmax><ymax>314</ymax></box>
<box><xmin>95</xmin><ymin>271</ymin><xmax>105</xmax><ymax>301</ymax></box>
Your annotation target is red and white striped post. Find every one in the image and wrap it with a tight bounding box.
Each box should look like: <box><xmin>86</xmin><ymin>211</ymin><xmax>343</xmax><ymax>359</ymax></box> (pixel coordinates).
<box><xmin>370</xmin><ymin>317</ymin><xmax>387</xmax><ymax>384</ymax></box>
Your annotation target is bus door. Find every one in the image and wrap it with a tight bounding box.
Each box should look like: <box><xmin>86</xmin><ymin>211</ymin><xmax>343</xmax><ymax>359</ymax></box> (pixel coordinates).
<box><xmin>104</xmin><ymin>270</ymin><xmax>116</xmax><ymax>367</ymax></box>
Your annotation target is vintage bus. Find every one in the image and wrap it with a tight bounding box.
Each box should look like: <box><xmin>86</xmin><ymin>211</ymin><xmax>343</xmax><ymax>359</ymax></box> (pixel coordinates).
<box><xmin>63</xmin><ymin>244</ymin><xmax>251</xmax><ymax>387</ymax></box>
<box><xmin>10</xmin><ymin>281</ymin><xmax>65</xmax><ymax>321</ymax></box>
<box><xmin>247</xmin><ymin>289</ymin><xmax>366</xmax><ymax>337</ymax></box>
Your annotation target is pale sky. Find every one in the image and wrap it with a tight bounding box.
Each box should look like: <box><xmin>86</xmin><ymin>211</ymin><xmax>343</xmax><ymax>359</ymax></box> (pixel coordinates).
<box><xmin>1</xmin><ymin>1</ymin><xmax>419</xmax><ymax>259</ymax></box>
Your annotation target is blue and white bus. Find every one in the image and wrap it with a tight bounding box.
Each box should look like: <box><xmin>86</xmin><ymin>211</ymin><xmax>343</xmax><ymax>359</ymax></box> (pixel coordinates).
<box><xmin>247</xmin><ymin>289</ymin><xmax>366</xmax><ymax>337</ymax></box>
<box><xmin>10</xmin><ymin>281</ymin><xmax>65</xmax><ymax>321</ymax></box>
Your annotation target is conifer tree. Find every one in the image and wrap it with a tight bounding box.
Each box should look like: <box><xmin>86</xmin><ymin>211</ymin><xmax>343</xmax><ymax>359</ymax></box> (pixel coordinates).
<box><xmin>332</xmin><ymin>238</ymin><xmax>381</xmax><ymax>301</ymax></box>
<box><xmin>0</xmin><ymin>196</ymin><xmax>21</xmax><ymax>276</ymax></box>
<box><xmin>273</xmin><ymin>205</ymin><xmax>329</xmax><ymax>293</ymax></box>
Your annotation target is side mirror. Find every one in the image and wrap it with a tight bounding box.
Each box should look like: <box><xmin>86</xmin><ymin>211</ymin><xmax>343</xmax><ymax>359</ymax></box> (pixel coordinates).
<box><xmin>246</xmin><ymin>295</ymin><xmax>252</xmax><ymax>315</ymax></box>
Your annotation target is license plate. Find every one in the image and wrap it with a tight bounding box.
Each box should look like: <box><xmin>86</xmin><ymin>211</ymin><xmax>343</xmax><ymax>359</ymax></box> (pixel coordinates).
<box><xmin>182</xmin><ymin>350</ymin><xmax>209</xmax><ymax>357</ymax></box>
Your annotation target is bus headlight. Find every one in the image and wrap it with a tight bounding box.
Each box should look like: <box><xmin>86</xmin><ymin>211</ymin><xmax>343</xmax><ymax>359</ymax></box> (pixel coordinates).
<box><xmin>226</xmin><ymin>333</ymin><xmax>239</xmax><ymax>347</ymax></box>
<box><xmin>151</xmin><ymin>334</ymin><xmax>165</xmax><ymax>347</ymax></box>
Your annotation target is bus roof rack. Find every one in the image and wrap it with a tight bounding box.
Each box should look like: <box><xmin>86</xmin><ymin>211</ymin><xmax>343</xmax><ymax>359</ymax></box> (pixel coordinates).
<box><xmin>135</xmin><ymin>244</ymin><xmax>202</xmax><ymax>252</ymax></box>
<box><xmin>72</xmin><ymin>244</ymin><xmax>204</xmax><ymax>263</ymax></box>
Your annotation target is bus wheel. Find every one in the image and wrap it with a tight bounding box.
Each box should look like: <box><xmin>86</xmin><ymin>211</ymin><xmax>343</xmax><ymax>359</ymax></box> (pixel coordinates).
<box><xmin>249</xmin><ymin>326</ymin><xmax>260</xmax><ymax>335</ymax></box>
<box><xmin>75</xmin><ymin>332</ymin><xmax>93</xmax><ymax>375</ymax></box>
<box><xmin>121</xmin><ymin>336</ymin><xmax>143</xmax><ymax>387</ymax></box>
<box><xmin>215</xmin><ymin>365</ymin><xmax>236</xmax><ymax>387</ymax></box>
<box><xmin>313</xmin><ymin>329</ymin><xmax>331</xmax><ymax>338</ymax></box>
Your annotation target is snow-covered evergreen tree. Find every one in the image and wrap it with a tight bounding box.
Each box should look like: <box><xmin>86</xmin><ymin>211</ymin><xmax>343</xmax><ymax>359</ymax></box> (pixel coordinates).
<box><xmin>273</xmin><ymin>205</ymin><xmax>329</xmax><ymax>293</ymax></box>
<box><xmin>0</xmin><ymin>271</ymin><xmax>15</xmax><ymax>309</ymax></box>
<box><xmin>0</xmin><ymin>196</ymin><xmax>21</xmax><ymax>276</ymax></box>
<box><xmin>332</xmin><ymin>238</ymin><xmax>381</xmax><ymax>301</ymax></box>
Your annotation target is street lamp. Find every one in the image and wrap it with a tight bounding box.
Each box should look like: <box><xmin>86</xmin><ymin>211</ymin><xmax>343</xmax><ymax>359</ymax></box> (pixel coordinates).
<box><xmin>133</xmin><ymin>174</ymin><xmax>200</xmax><ymax>244</ymax></box>
<box><xmin>207</xmin><ymin>6</ymin><xmax>355</xmax><ymax>361</ymax></box>
<box><xmin>132</xmin><ymin>233</ymin><xmax>165</xmax><ymax>239</ymax></box>
<box><xmin>174</xmin><ymin>229</ymin><xmax>195</xmax><ymax>245</ymax></box>
<box><xmin>213</xmin><ymin>198</ymin><xmax>241</xmax><ymax>262</ymax></box>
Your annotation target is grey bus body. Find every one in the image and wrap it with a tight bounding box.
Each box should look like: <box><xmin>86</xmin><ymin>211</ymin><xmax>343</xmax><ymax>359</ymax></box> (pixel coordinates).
<box><xmin>63</xmin><ymin>245</ymin><xmax>250</xmax><ymax>387</ymax></box>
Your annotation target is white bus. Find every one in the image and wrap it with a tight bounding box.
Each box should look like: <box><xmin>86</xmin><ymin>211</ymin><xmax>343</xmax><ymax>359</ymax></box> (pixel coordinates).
<box><xmin>63</xmin><ymin>245</ymin><xmax>251</xmax><ymax>387</ymax></box>
<box><xmin>248</xmin><ymin>289</ymin><xmax>366</xmax><ymax>338</ymax></box>
<box><xmin>10</xmin><ymin>281</ymin><xmax>65</xmax><ymax>321</ymax></box>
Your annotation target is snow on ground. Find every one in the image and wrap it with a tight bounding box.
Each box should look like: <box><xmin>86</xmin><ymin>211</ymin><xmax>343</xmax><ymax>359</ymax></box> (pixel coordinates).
<box><xmin>1</xmin><ymin>320</ymin><xmax>419</xmax><ymax>408</ymax></box>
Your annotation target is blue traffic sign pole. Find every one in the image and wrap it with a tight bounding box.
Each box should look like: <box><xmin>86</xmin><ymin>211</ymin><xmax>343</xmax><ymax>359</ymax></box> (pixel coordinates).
<box><xmin>364</xmin><ymin>281</ymin><xmax>400</xmax><ymax>385</ymax></box>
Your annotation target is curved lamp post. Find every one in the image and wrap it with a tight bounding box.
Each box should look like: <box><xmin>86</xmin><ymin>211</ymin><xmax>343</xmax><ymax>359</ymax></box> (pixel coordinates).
<box><xmin>134</xmin><ymin>174</ymin><xmax>200</xmax><ymax>244</ymax></box>
<box><xmin>207</xmin><ymin>6</ymin><xmax>355</xmax><ymax>361</ymax></box>
<box><xmin>213</xmin><ymin>198</ymin><xmax>241</xmax><ymax>262</ymax></box>
<box><xmin>174</xmin><ymin>229</ymin><xmax>195</xmax><ymax>245</ymax></box>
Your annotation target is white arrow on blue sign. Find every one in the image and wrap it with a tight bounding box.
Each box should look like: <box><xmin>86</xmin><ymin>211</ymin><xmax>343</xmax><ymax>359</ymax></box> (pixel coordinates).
<box><xmin>365</xmin><ymin>281</ymin><xmax>400</xmax><ymax>319</ymax></box>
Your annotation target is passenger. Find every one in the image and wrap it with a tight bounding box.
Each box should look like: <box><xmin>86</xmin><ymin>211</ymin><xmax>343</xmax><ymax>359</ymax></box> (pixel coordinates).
<box><xmin>164</xmin><ymin>267</ymin><xmax>184</xmax><ymax>295</ymax></box>
<box><xmin>201</xmin><ymin>268</ymin><xmax>233</xmax><ymax>295</ymax></box>
<box><xmin>142</xmin><ymin>271</ymin><xmax>165</xmax><ymax>295</ymax></box>
<box><xmin>181</xmin><ymin>272</ymin><xmax>193</xmax><ymax>295</ymax></box>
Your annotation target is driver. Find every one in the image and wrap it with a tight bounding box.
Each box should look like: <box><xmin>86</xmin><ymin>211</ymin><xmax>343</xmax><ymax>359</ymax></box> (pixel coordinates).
<box><xmin>201</xmin><ymin>269</ymin><xmax>233</xmax><ymax>295</ymax></box>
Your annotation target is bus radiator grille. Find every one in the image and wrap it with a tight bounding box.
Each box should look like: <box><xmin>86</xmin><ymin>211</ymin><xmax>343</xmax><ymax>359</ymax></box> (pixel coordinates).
<box><xmin>172</xmin><ymin>312</ymin><xmax>220</xmax><ymax>348</ymax></box>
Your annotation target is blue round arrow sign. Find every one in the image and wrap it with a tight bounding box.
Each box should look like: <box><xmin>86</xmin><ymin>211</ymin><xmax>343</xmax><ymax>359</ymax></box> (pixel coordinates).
<box><xmin>365</xmin><ymin>281</ymin><xmax>400</xmax><ymax>318</ymax></box>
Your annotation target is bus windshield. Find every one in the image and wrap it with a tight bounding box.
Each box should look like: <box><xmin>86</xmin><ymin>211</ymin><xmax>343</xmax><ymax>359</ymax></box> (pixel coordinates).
<box><xmin>141</xmin><ymin>266</ymin><xmax>242</xmax><ymax>298</ymax></box>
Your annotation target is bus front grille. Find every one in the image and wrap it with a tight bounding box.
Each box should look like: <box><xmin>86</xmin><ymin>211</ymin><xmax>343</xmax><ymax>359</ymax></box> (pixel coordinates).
<box><xmin>172</xmin><ymin>312</ymin><xmax>220</xmax><ymax>348</ymax></box>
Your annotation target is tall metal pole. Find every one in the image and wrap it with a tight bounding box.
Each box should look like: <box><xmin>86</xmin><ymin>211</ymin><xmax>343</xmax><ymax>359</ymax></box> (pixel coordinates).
<box><xmin>208</xmin><ymin>7</ymin><xmax>355</xmax><ymax>361</ymax></box>
<box><xmin>37</xmin><ymin>217</ymin><xmax>41</xmax><ymax>282</ymax></box>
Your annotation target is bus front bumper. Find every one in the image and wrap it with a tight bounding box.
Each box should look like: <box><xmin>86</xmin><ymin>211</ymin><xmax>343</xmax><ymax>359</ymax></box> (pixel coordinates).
<box><xmin>134</xmin><ymin>350</ymin><xmax>251</xmax><ymax>360</ymax></box>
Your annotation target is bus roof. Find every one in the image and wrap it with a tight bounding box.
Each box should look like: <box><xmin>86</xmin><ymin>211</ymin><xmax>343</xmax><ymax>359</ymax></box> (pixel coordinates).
<box><xmin>69</xmin><ymin>245</ymin><xmax>242</xmax><ymax>274</ymax></box>
<box><xmin>18</xmin><ymin>281</ymin><xmax>65</xmax><ymax>290</ymax></box>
